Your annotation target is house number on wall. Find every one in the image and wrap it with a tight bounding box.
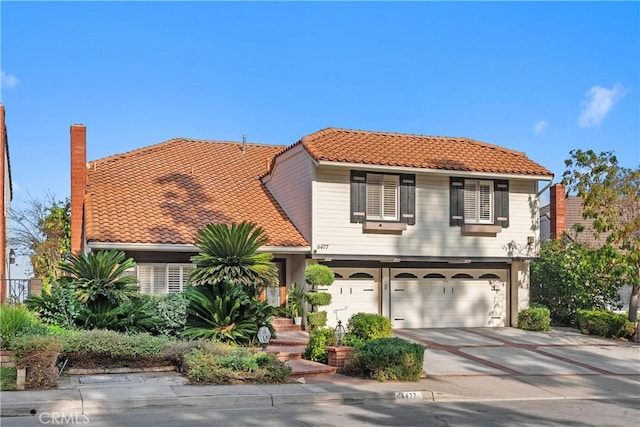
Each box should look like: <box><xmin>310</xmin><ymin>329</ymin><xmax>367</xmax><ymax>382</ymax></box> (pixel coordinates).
<box><xmin>316</xmin><ymin>244</ymin><xmax>330</xmax><ymax>250</ymax></box>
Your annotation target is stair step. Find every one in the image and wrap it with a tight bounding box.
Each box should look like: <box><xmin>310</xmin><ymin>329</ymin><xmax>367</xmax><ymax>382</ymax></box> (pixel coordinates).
<box><xmin>267</xmin><ymin>345</ymin><xmax>306</xmax><ymax>361</ymax></box>
<box><xmin>272</xmin><ymin>317</ymin><xmax>295</xmax><ymax>326</ymax></box>
<box><xmin>273</xmin><ymin>324</ymin><xmax>303</xmax><ymax>332</ymax></box>
<box><xmin>286</xmin><ymin>359</ymin><xmax>337</xmax><ymax>377</ymax></box>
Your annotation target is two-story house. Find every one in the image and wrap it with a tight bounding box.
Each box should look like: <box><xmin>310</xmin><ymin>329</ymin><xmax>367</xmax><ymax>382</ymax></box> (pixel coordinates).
<box><xmin>70</xmin><ymin>126</ymin><xmax>553</xmax><ymax>328</ymax></box>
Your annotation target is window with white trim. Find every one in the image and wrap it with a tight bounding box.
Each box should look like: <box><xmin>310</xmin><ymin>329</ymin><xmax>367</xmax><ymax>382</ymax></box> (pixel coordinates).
<box><xmin>137</xmin><ymin>264</ymin><xmax>195</xmax><ymax>294</ymax></box>
<box><xmin>366</xmin><ymin>173</ymin><xmax>399</xmax><ymax>221</ymax></box>
<box><xmin>464</xmin><ymin>179</ymin><xmax>493</xmax><ymax>224</ymax></box>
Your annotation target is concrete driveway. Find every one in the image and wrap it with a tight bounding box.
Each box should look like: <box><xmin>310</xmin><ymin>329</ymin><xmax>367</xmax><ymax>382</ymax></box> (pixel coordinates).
<box><xmin>394</xmin><ymin>327</ymin><xmax>640</xmax><ymax>377</ymax></box>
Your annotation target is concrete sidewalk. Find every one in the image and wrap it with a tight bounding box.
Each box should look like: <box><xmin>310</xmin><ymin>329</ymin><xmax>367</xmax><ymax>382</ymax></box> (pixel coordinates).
<box><xmin>2</xmin><ymin>327</ymin><xmax>639</xmax><ymax>417</ymax></box>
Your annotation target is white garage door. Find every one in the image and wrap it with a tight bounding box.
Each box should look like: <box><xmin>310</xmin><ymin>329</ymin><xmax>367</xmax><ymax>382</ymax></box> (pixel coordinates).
<box><xmin>390</xmin><ymin>269</ymin><xmax>506</xmax><ymax>328</ymax></box>
<box><xmin>319</xmin><ymin>268</ymin><xmax>380</xmax><ymax>328</ymax></box>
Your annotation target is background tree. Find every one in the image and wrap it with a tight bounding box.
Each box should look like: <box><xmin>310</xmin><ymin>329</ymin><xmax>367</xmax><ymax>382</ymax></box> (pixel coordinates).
<box><xmin>531</xmin><ymin>240</ymin><xmax>626</xmax><ymax>326</ymax></box>
<box><xmin>10</xmin><ymin>193</ymin><xmax>70</xmax><ymax>281</ymax></box>
<box><xmin>562</xmin><ymin>149</ymin><xmax>640</xmax><ymax>322</ymax></box>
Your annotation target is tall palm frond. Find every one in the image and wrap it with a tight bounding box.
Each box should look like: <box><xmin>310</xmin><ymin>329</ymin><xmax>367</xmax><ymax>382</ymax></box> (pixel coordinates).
<box><xmin>189</xmin><ymin>221</ymin><xmax>279</xmax><ymax>296</ymax></box>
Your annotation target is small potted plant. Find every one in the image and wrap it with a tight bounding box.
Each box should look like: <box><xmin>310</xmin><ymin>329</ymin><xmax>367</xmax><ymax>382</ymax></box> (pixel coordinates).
<box><xmin>287</xmin><ymin>283</ymin><xmax>306</xmax><ymax>325</ymax></box>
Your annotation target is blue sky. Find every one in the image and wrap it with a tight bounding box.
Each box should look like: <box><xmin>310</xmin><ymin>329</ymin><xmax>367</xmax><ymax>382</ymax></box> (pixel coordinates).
<box><xmin>1</xmin><ymin>1</ymin><xmax>639</xmax><ymax>261</ymax></box>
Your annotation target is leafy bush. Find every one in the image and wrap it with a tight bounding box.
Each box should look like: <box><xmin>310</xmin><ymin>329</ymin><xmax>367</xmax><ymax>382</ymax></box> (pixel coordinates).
<box><xmin>61</xmin><ymin>329</ymin><xmax>172</xmax><ymax>369</ymax></box>
<box><xmin>0</xmin><ymin>366</ymin><xmax>17</xmax><ymax>391</ymax></box>
<box><xmin>517</xmin><ymin>306</ymin><xmax>551</xmax><ymax>331</ymax></box>
<box><xmin>306</xmin><ymin>311</ymin><xmax>327</xmax><ymax>329</ymax></box>
<box><xmin>304</xmin><ymin>291</ymin><xmax>332</xmax><ymax>307</ymax></box>
<box><xmin>347</xmin><ymin>313</ymin><xmax>392</xmax><ymax>340</ymax></box>
<box><xmin>350</xmin><ymin>338</ymin><xmax>424</xmax><ymax>382</ymax></box>
<box><xmin>0</xmin><ymin>304</ymin><xmax>50</xmax><ymax>348</ymax></box>
<box><xmin>304</xmin><ymin>264</ymin><xmax>335</xmax><ymax>288</ymax></box>
<box><xmin>531</xmin><ymin>240</ymin><xmax>626</xmax><ymax>326</ymax></box>
<box><xmin>342</xmin><ymin>333</ymin><xmax>366</xmax><ymax>348</ymax></box>
<box><xmin>576</xmin><ymin>309</ymin><xmax>635</xmax><ymax>338</ymax></box>
<box><xmin>182</xmin><ymin>280</ymin><xmax>272</xmax><ymax>344</ymax></box>
<box><xmin>25</xmin><ymin>281</ymin><xmax>80</xmax><ymax>329</ymax></box>
<box><xmin>183</xmin><ymin>345</ymin><xmax>291</xmax><ymax>384</ymax></box>
<box><xmin>10</xmin><ymin>336</ymin><xmax>62</xmax><ymax>389</ymax></box>
<box><xmin>304</xmin><ymin>327</ymin><xmax>336</xmax><ymax>363</ymax></box>
<box><xmin>143</xmin><ymin>293</ymin><xmax>188</xmax><ymax>337</ymax></box>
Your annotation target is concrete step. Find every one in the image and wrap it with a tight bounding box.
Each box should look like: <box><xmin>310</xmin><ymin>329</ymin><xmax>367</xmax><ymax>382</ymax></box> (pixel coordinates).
<box><xmin>286</xmin><ymin>359</ymin><xmax>337</xmax><ymax>377</ymax></box>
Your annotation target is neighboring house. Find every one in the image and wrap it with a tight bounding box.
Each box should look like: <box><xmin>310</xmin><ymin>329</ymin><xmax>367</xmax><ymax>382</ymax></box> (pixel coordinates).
<box><xmin>71</xmin><ymin>126</ymin><xmax>553</xmax><ymax>328</ymax></box>
<box><xmin>0</xmin><ymin>105</ymin><xmax>13</xmax><ymax>304</ymax></box>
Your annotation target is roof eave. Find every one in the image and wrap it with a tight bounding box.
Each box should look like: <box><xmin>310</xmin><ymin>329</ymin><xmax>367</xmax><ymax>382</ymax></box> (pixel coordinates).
<box><xmin>87</xmin><ymin>241</ymin><xmax>310</xmax><ymax>254</ymax></box>
<box><xmin>316</xmin><ymin>160</ymin><xmax>554</xmax><ymax>181</ymax></box>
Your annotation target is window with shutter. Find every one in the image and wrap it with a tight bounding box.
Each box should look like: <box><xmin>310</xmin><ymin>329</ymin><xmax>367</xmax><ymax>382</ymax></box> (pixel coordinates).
<box><xmin>464</xmin><ymin>179</ymin><xmax>494</xmax><ymax>224</ymax></box>
<box><xmin>366</xmin><ymin>173</ymin><xmax>399</xmax><ymax>221</ymax></box>
<box><xmin>352</xmin><ymin>170</ymin><xmax>414</xmax><ymax>225</ymax></box>
<box><xmin>137</xmin><ymin>264</ymin><xmax>195</xmax><ymax>294</ymax></box>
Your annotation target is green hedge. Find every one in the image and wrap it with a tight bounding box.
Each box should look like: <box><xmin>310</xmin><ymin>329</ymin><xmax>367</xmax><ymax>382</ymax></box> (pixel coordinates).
<box><xmin>517</xmin><ymin>306</ymin><xmax>551</xmax><ymax>331</ymax></box>
<box><xmin>347</xmin><ymin>313</ymin><xmax>392</xmax><ymax>340</ymax></box>
<box><xmin>350</xmin><ymin>337</ymin><xmax>424</xmax><ymax>382</ymax></box>
<box><xmin>61</xmin><ymin>329</ymin><xmax>173</xmax><ymax>369</ymax></box>
<box><xmin>576</xmin><ymin>309</ymin><xmax>635</xmax><ymax>338</ymax></box>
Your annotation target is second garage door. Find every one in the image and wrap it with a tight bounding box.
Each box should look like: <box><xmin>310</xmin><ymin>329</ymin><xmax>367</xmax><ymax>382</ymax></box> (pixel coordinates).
<box><xmin>390</xmin><ymin>269</ymin><xmax>507</xmax><ymax>328</ymax></box>
<box><xmin>319</xmin><ymin>268</ymin><xmax>380</xmax><ymax>328</ymax></box>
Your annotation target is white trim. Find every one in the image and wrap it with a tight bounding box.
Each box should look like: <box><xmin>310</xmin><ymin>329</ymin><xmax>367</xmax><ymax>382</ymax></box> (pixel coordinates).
<box><xmin>317</xmin><ymin>160</ymin><xmax>553</xmax><ymax>181</ymax></box>
<box><xmin>88</xmin><ymin>241</ymin><xmax>310</xmax><ymax>254</ymax></box>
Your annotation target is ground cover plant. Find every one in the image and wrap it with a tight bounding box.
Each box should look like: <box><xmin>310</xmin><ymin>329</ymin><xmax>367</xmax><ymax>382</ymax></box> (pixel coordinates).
<box><xmin>342</xmin><ymin>337</ymin><xmax>425</xmax><ymax>382</ymax></box>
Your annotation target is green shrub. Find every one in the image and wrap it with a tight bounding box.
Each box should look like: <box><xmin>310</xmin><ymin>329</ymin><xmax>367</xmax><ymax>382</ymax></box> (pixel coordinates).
<box><xmin>342</xmin><ymin>332</ymin><xmax>366</xmax><ymax>348</ymax></box>
<box><xmin>25</xmin><ymin>281</ymin><xmax>80</xmax><ymax>329</ymax></box>
<box><xmin>352</xmin><ymin>337</ymin><xmax>425</xmax><ymax>382</ymax></box>
<box><xmin>10</xmin><ymin>336</ymin><xmax>62</xmax><ymax>389</ymax></box>
<box><xmin>304</xmin><ymin>264</ymin><xmax>335</xmax><ymax>288</ymax></box>
<box><xmin>144</xmin><ymin>293</ymin><xmax>188</xmax><ymax>337</ymax></box>
<box><xmin>517</xmin><ymin>306</ymin><xmax>551</xmax><ymax>331</ymax></box>
<box><xmin>304</xmin><ymin>291</ymin><xmax>332</xmax><ymax>307</ymax></box>
<box><xmin>306</xmin><ymin>311</ymin><xmax>327</xmax><ymax>329</ymax></box>
<box><xmin>304</xmin><ymin>327</ymin><xmax>336</xmax><ymax>363</ymax></box>
<box><xmin>0</xmin><ymin>366</ymin><xmax>17</xmax><ymax>391</ymax></box>
<box><xmin>183</xmin><ymin>345</ymin><xmax>291</xmax><ymax>384</ymax></box>
<box><xmin>347</xmin><ymin>313</ymin><xmax>392</xmax><ymax>340</ymax></box>
<box><xmin>61</xmin><ymin>329</ymin><xmax>172</xmax><ymax>369</ymax></box>
<box><xmin>0</xmin><ymin>304</ymin><xmax>50</xmax><ymax>348</ymax></box>
<box><xmin>576</xmin><ymin>309</ymin><xmax>633</xmax><ymax>338</ymax></box>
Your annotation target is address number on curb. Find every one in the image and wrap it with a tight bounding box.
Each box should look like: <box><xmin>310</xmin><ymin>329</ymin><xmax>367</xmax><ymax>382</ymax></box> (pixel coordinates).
<box><xmin>395</xmin><ymin>391</ymin><xmax>423</xmax><ymax>400</ymax></box>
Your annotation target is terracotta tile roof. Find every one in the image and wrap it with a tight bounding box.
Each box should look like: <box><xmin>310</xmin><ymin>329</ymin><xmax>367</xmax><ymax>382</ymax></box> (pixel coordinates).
<box><xmin>291</xmin><ymin>128</ymin><xmax>553</xmax><ymax>177</ymax></box>
<box><xmin>85</xmin><ymin>139</ymin><xmax>308</xmax><ymax>247</ymax></box>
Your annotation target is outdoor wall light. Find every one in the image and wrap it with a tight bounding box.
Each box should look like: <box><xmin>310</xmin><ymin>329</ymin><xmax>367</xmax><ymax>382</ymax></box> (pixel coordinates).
<box><xmin>9</xmin><ymin>249</ymin><xmax>15</xmax><ymax>265</ymax></box>
<box><xmin>334</xmin><ymin>320</ymin><xmax>346</xmax><ymax>347</ymax></box>
<box><xmin>257</xmin><ymin>322</ymin><xmax>271</xmax><ymax>351</ymax></box>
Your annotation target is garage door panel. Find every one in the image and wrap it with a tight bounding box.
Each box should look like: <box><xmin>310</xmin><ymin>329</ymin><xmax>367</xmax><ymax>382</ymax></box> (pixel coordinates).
<box><xmin>391</xmin><ymin>269</ymin><xmax>507</xmax><ymax>328</ymax></box>
<box><xmin>322</xmin><ymin>268</ymin><xmax>380</xmax><ymax>328</ymax></box>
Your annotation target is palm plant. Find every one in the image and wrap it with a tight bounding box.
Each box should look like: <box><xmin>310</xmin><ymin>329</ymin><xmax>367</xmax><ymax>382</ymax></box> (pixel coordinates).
<box><xmin>182</xmin><ymin>280</ymin><xmax>272</xmax><ymax>344</ymax></box>
<box><xmin>60</xmin><ymin>250</ymin><xmax>138</xmax><ymax>309</ymax></box>
<box><xmin>189</xmin><ymin>221</ymin><xmax>279</xmax><ymax>298</ymax></box>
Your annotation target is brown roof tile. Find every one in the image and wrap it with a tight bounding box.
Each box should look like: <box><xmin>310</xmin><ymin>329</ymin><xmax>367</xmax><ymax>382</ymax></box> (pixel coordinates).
<box><xmin>291</xmin><ymin>128</ymin><xmax>553</xmax><ymax>177</ymax></box>
<box><xmin>86</xmin><ymin>139</ymin><xmax>308</xmax><ymax>247</ymax></box>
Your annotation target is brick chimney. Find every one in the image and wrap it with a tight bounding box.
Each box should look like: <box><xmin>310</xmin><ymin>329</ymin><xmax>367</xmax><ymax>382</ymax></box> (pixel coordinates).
<box><xmin>70</xmin><ymin>124</ymin><xmax>86</xmax><ymax>254</ymax></box>
<box><xmin>0</xmin><ymin>105</ymin><xmax>7</xmax><ymax>304</ymax></box>
<box><xmin>549</xmin><ymin>183</ymin><xmax>566</xmax><ymax>240</ymax></box>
